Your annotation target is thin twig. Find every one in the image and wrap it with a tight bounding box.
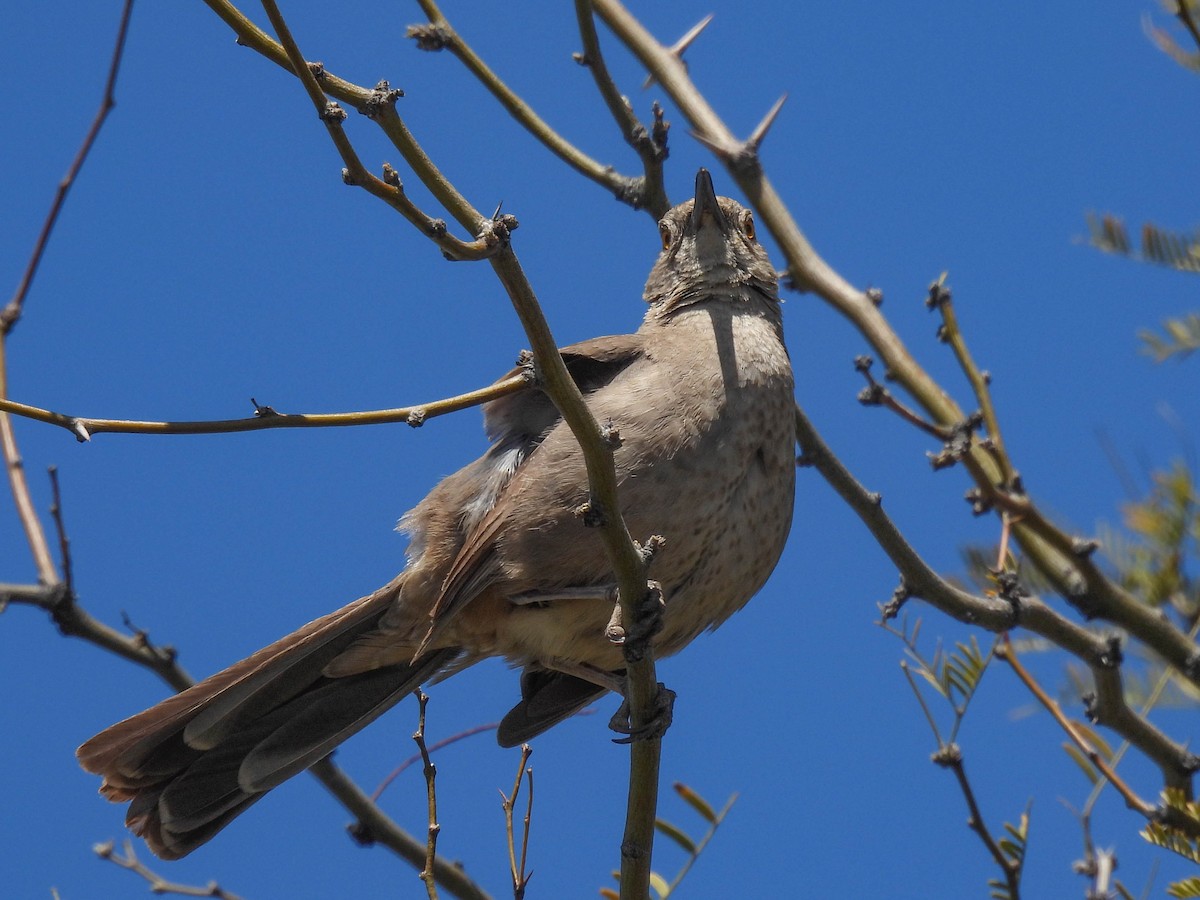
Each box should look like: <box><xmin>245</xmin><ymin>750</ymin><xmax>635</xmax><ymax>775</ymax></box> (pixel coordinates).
<box><xmin>573</xmin><ymin>0</ymin><xmax>669</xmax><ymax>217</ymax></box>
<box><xmin>410</xmin><ymin>0</ymin><xmax>649</xmax><ymax>212</ymax></box>
<box><xmin>3</xmin><ymin>0</ymin><xmax>135</xmax><ymax>334</ymax></box>
<box><xmin>661</xmin><ymin>791</ymin><xmax>737</xmax><ymax>895</ymax></box>
<box><xmin>46</xmin><ymin>467</ymin><xmax>74</xmax><ymax>596</ymax></box>
<box><xmin>412</xmin><ymin>691</ymin><xmax>441</xmax><ymax>899</ymax></box>
<box><xmin>995</xmin><ymin>636</ymin><xmax>1156</xmax><ymax>819</ymax></box>
<box><xmin>95</xmin><ymin>839</ymin><xmax>246</xmax><ymax>900</ymax></box>
<box><xmin>928</xmin><ymin>278</ymin><xmax>1015</xmax><ymax>487</ymax></box>
<box><xmin>794</xmin><ymin>401</ymin><xmax>1198</xmax><ymax>791</ymax></box>
<box><xmin>0</xmin><ymin>374</ymin><xmax>529</xmax><ymax>440</ymax></box>
<box><xmin>373</xmin><ymin>721</ymin><xmax>500</xmax><ymax>801</ymax></box>
<box><xmin>501</xmin><ymin>744</ymin><xmax>534</xmax><ymax>899</ymax></box>
<box><xmin>933</xmin><ymin>745</ymin><xmax>1022</xmax><ymax>899</ymax></box>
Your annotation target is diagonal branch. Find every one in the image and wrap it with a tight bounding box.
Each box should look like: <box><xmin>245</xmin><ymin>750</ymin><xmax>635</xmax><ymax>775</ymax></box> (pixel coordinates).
<box><xmin>408</xmin><ymin>0</ymin><xmax>656</xmax><ymax>213</ymax></box>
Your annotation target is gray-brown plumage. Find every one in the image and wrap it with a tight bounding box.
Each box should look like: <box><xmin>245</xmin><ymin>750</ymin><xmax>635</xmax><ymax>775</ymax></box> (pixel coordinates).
<box><xmin>77</xmin><ymin>169</ymin><xmax>795</xmax><ymax>859</ymax></box>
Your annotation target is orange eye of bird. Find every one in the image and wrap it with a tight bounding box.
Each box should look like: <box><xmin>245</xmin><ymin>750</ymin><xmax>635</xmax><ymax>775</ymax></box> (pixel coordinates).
<box><xmin>658</xmin><ymin>222</ymin><xmax>672</xmax><ymax>250</ymax></box>
<box><xmin>741</xmin><ymin>210</ymin><xmax>756</xmax><ymax>240</ymax></box>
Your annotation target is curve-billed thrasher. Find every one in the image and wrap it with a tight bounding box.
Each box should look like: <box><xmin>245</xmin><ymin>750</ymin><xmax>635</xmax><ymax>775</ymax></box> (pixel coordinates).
<box><xmin>78</xmin><ymin>168</ymin><xmax>795</xmax><ymax>859</ymax></box>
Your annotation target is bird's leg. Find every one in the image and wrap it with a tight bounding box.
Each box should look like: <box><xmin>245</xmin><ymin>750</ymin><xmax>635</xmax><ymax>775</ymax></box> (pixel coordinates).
<box><xmin>607</xmin><ymin>580</ymin><xmax>672</xmax><ymax>742</ymax></box>
<box><xmin>508</xmin><ymin>584</ymin><xmax>619</xmax><ymax>606</ymax></box>
<box><xmin>543</xmin><ymin>658</ymin><xmax>625</xmax><ymax>694</ymax></box>
<box><xmin>608</xmin><ymin>682</ymin><xmax>676</xmax><ymax>744</ymax></box>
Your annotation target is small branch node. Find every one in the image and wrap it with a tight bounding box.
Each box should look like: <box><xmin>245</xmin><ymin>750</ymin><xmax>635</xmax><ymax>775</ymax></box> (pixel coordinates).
<box><xmin>574</xmin><ymin>500</ymin><xmax>605</xmax><ymax>528</ymax></box>
<box><xmin>879</xmin><ymin>578</ymin><xmax>910</xmax><ymax>620</ymax></box>
<box><xmin>925</xmin><ymin>281</ymin><xmax>952</xmax><ymax>310</ymax></box>
<box><xmin>964</xmin><ymin>488</ymin><xmax>993</xmax><ymax>516</ymax></box>
<box><xmin>406</xmin><ymin>408</ymin><xmax>427</xmax><ymax>428</ymax></box>
<box><xmin>931</xmin><ymin>742</ymin><xmax>962</xmax><ymax>768</ymax></box>
<box><xmin>865</xmin><ymin>286</ymin><xmax>884</xmax><ymax>306</ymax></box>
<box><xmin>600</xmin><ymin>420</ymin><xmax>623</xmax><ymax>448</ymax></box>
<box><xmin>250</xmin><ymin>398</ymin><xmax>279</xmax><ymax>418</ymax></box>
<box><xmin>406</xmin><ymin>22</ymin><xmax>453</xmax><ymax>52</ymax></box>
<box><xmin>320</xmin><ymin>101</ymin><xmax>347</xmax><ymax>123</ymax></box>
<box><xmin>359</xmin><ymin>80</ymin><xmax>404</xmax><ymax>119</ymax></box>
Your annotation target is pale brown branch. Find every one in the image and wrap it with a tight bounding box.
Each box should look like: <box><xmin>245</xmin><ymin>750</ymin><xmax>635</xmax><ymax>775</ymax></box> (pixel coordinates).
<box><xmin>412</xmin><ymin>690</ymin><xmax>442</xmax><ymax>899</ymax></box>
<box><xmin>573</xmin><ymin>0</ymin><xmax>669</xmax><ymax>217</ymax></box>
<box><xmin>501</xmin><ymin>744</ymin><xmax>534</xmax><ymax>899</ymax></box>
<box><xmin>996</xmin><ymin>637</ymin><xmax>1156</xmax><ymax>820</ymax></box>
<box><xmin>794</xmin><ymin>401</ymin><xmax>1199</xmax><ymax>789</ymax></box>
<box><xmin>0</xmin><ymin>374</ymin><xmax>529</xmax><ymax>440</ymax></box>
<box><xmin>95</xmin><ymin>839</ymin><xmax>246</xmax><ymax>900</ymax></box>
<box><xmin>410</xmin><ymin>0</ymin><xmax>652</xmax><ymax>213</ymax></box>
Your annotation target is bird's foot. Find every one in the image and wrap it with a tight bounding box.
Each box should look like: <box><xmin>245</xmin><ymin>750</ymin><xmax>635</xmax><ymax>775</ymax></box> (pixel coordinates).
<box><xmin>609</xmin><ymin>682</ymin><xmax>676</xmax><ymax>744</ymax></box>
<box><xmin>604</xmin><ymin>581</ymin><xmax>665</xmax><ymax>656</ymax></box>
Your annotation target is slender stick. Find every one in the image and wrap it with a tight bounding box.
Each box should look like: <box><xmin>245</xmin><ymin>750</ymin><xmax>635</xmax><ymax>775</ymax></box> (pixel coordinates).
<box><xmin>0</xmin><ymin>374</ymin><xmax>528</xmax><ymax>440</ymax></box>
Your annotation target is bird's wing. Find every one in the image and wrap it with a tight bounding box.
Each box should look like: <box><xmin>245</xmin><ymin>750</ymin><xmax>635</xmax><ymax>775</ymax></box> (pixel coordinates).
<box><xmin>424</xmin><ymin>333</ymin><xmax>647</xmax><ymax>636</ymax></box>
<box><xmin>481</xmin><ymin>333</ymin><xmax>648</xmax><ymax>442</ymax></box>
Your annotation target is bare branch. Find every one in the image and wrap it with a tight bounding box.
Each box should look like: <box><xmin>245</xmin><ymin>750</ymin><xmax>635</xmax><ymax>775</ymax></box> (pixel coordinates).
<box><xmin>0</xmin><ymin>374</ymin><xmax>529</xmax><ymax>440</ymax></box>
<box><xmin>3</xmin><ymin>0</ymin><xmax>135</xmax><ymax>335</ymax></box>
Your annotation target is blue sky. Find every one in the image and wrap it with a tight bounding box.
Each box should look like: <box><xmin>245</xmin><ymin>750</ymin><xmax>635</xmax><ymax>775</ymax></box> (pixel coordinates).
<box><xmin>3</xmin><ymin>2</ymin><xmax>1199</xmax><ymax>897</ymax></box>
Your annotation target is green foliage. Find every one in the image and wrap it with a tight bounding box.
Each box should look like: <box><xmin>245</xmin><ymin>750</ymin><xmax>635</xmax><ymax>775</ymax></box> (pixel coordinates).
<box><xmin>1140</xmin><ymin>313</ymin><xmax>1200</xmax><ymax>362</ymax></box>
<box><xmin>1143</xmin><ymin>790</ymin><xmax>1200</xmax><ymax>878</ymax></box>
<box><xmin>1168</xmin><ymin>876</ymin><xmax>1200</xmax><ymax>899</ymax></box>
<box><xmin>1114</xmin><ymin>461</ymin><xmax>1200</xmax><ymax>618</ymax></box>
<box><xmin>1086</xmin><ymin>213</ymin><xmax>1200</xmax><ymax>274</ymax></box>
<box><xmin>988</xmin><ymin>806</ymin><xmax>1031</xmax><ymax>900</ymax></box>
<box><xmin>1084</xmin><ymin>212</ymin><xmax>1200</xmax><ymax>360</ymax></box>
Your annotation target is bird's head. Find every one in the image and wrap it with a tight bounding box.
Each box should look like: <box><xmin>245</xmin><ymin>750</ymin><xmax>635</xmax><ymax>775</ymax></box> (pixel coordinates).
<box><xmin>643</xmin><ymin>168</ymin><xmax>778</xmax><ymax>318</ymax></box>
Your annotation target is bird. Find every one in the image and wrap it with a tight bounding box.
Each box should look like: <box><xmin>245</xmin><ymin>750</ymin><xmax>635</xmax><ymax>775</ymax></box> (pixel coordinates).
<box><xmin>77</xmin><ymin>168</ymin><xmax>796</xmax><ymax>859</ymax></box>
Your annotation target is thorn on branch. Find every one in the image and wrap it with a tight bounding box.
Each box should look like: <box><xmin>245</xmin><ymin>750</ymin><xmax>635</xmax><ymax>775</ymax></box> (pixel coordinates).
<box><xmin>406</xmin><ymin>22</ymin><xmax>453</xmax><ymax>52</ymax></box>
<box><xmin>359</xmin><ymin>80</ymin><xmax>404</xmax><ymax>119</ymax></box>
<box><xmin>642</xmin><ymin>13</ymin><xmax>713</xmax><ymax>89</ymax></box>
